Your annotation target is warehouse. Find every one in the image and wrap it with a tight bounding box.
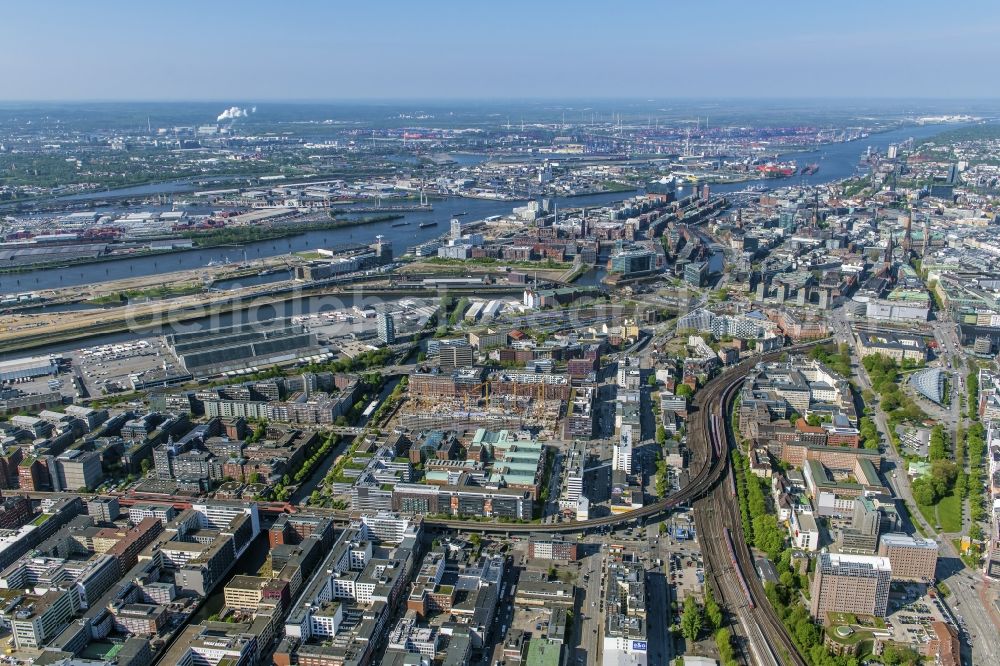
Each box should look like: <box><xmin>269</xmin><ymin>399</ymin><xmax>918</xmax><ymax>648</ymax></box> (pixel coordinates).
<box><xmin>0</xmin><ymin>355</ymin><xmax>61</xmax><ymax>383</ymax></box>
<box><xmin>164</xmin><ymin>320</ymin><xmax>328</xmax><ymax>377</ymax></box>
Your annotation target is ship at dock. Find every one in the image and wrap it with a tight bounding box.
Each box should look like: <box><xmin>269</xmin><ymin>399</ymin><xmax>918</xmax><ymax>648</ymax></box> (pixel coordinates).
<box><xmin>754</xmin><ymin>161</ymin><xmax>797</xmax><ymax>178</ymax></box>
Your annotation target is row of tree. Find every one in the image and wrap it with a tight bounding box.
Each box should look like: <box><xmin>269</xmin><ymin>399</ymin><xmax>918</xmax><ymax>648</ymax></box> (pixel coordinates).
<box><xmin>862</xmin><ymin>355</ymin><xmax>926</xmax><ymax>424</ymax></box>
<box><xmin>732</xmin><ymin>449</ymin><xmax>787</xmax><ymax>560</ymax></box>
<box><xmin>679</xmin><ymin>586</ymin><xmax>724</xmax><ymax>644</ymax></box>
<box><xmin>858</xmin><ymin>416</ymin><xmax>880</xmax><ymax>450</ymax></box>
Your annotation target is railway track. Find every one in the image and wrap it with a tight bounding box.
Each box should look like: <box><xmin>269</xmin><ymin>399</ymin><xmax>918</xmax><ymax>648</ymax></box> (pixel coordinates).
<box><xmin>14</xmin><ymin>341</ymin><xmax>824</xmax><ymax>662</ymax></box>
<box><xmin>694</xmin><ymin>357</ymin><xmax>810</xmax><ymax>666</ymax></box>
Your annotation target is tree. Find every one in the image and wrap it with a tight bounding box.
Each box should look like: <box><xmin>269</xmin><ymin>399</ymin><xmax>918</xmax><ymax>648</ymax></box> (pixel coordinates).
<box><xmin>752</xmin><ymin>514</ymin><xmax>785</xmax><ymax>561</ymax></box>
<box><xmin>928</xmin><ymin>425</ymin><xmax>948</xmax><ymax>461</ymax></box>
<box><xmin>675</xmin><ymin>384</ymin><xmax>694</xmax><ymax>399</ymax></box>
<box><xmin>656</xmin><ymin>425</ymin><xmax>667</xmax><ymax>445</ymax></box>
<box><xmin>715</xmin><ymin>628</ymin><xmax>734</xmax><ymax>663</ymax></box>
<box><xmin>680</xmin><ymin>595</ymin><xmax>703</xmax><ymax>642</ymax></box>
<box><xmin>140</xmin><ymin>459</ymin><xmax>152</xmax><ymax>475</ymax></box>
<box><xmin>930</xmin><ymin>459</ymin><xmax>958</xmax><ymax>496</ymax></box>
<box><xmin>912</xmin><ymin>476</ymin><xmax>938</xmax><ymax>506</ymax></box>
<box><xmin>249</xmin><ymin>472</ymin><xmax>263</xmax><ymax>484</ymax></box>
<box><xmin>882</xmin><ymin>644</ymin><xmax>921</xmax><ymax>666</ymax></box>
<box><xmin>779</xmin><ymin>571</ymin><xmax>796</xmax><ymax>589</ymax></box>
<box><xmin>647</xmin><ymin>374</ymin><xmax>658</xmax><ymax>388</ymax></box>
<box><xmin>704</xmin><ymin>586</ymin><xmax>722</xmax><ymax>632</ymax></box>
<box><xmin>806</xmin><ymin>413</ymin><xmax>821</xmax><ymax>427</ymax></box>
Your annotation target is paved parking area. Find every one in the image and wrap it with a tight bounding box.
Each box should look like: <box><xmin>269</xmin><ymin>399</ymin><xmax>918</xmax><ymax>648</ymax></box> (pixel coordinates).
<box><xmin>884</xmin><ymin>585</ymin><xmax>951</xmax><ymax>650</ymax></box>
<box><xmin>670</xmin><ymin>550</ymin><xmax>705</xmax><ymax>601</ymax></box>
<box><xmin>72</xmin><ymin>338</ymin><xmax>182</xmax><ymax>396</ymax></box>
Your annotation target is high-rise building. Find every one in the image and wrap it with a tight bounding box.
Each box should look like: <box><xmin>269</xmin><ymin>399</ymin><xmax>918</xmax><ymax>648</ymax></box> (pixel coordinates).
<box><xmin>377</xmin><ymin>313</ymin><xmax>396</xmax><ymax>345</ymax></box>
<box><xmin>436</xmin><ymin>340</ymin><xmax>474</xmax><ymax>369</ymax></box>
<box><xmin>810</xmin><ymin>553</ymin><xmax>892</xmax><ymax>619</ymax></box>
<box><xmin>947</xmin><ymin>163</ymin><xmax>959</xmax><ymax>185</ymax></box>
<box><xmin>613</xmin><ymin>425</ymin><xmax>633</xmax><ymax>475</ymax></box>
<box><xmin>450</xmin><ymin>218</ymin><xmax>462</xmax><ymax>240</ymax></box>
<box><xmin>54</xmin><ymin>450</ymin><xmax>103</xmax><ymax>492</ymax></box>
<box><xmin>839</xmin><ymin>496</ymin><xmax>881</xmax><ymax>553</ymax></box>
<box><xmin>877</xmin><ymin>533</ymin><xmax>938</xmax><ymax>583</ymax></box>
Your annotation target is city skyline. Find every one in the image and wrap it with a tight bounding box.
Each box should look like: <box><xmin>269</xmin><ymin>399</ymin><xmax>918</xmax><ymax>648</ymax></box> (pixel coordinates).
<box><xmin>2</xmin><ymin>0</ymin><xmax>998</xmax><ymax>101</ymax></box>
<box><xmin>0</xmin><ymin>4</ymin><xmax>997</xmax><ymax>665</ymax></box>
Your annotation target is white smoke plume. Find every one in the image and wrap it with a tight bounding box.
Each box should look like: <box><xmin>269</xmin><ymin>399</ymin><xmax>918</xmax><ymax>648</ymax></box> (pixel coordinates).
<box><xmin>217</xmin><ymin>106</ymin><xmax>255</xmax><ymax>122</ymax></box>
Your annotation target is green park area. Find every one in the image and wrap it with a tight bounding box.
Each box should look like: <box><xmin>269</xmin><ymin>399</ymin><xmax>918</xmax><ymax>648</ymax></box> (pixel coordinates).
<box><xmin>916</xmin><ymin>489</ymin><xmax>962</xmax><ymax>533</ymax></box>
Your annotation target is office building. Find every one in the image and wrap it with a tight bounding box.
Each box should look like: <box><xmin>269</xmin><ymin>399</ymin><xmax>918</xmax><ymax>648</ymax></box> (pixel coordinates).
<box><xmin>435</xmin><ymin>340</ymin><xmax>474</xmax><ymax>369</ymax></box>
<box><xmin>8</xmin><ymin>588</ymin><xmax>82</xmax><ymax>648</ymax></box>
<box><xmin>87</xmin><ymin>497</ymin><xmax>120</xmax><ymax>523</ymax></box>
<box><xmin>161</xmin><ymin>622</ymin><xmax>258</xmax><ymax>666</ymax></box>
<box><xmin>54</xmin><ymin>450</ymin><xmax>103</xmax><ymax>492</ymax></box>
<box><xmin>877</xmin><ymin>533</ymin><xmax>938</xmax><ymax>583</ymax></box>
<box><xmin>609</xmin><ymin>249</ymin><xmax>656</xmax><ymax>278</ymax></box>
<box><xmin>854</xmin><ymin>330</ymin><xmax>927</xmax><ymax>363</ymax></box>
<box><xmin>528</xmin><ymin>535</ymin><xmax>578</xmax><ymax>561</ymax></box>
<box><xmin>377</xmin><ymin>312</ymin><xmax>396</xmax><ymax>345</ymax></box>
<box><xmin>613</xmin><ymin>425</ymin><xmax>633</xmax><ymax>475</ymax></box>
<box><xmin>684</xmin><ymin>261</ymin><xmax>707</xmax><ymax>287</ymax></box>
<box><xmin>810</xmin><ymin>553</ymin><xmax>892</xmax><ymax>619</ymax></box>
<box><xmin>603</xmin><ymin>556</ymin><xmax>648</xmax><ymax>665</ymax></box>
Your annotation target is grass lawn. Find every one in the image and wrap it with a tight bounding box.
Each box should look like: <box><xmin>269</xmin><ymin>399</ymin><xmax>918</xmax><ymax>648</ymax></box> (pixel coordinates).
<box><xmin>917</xmin><ymin>491</ymin><xmax>963</xmax><ymax>533</ymax></box>
<box><xmin>915</xmin><ymin>500</ymin><xmax>938</xmax><ymax>530</ymax></box>
<box><xmin>935</xmin><ymin>492</ymin><xmax>963</xmax><ymax>533</ymax></box>
<box><xmin>295</xmin><ymin>251</ymin><xmax>326</xmax><ymax>260</ymax></box>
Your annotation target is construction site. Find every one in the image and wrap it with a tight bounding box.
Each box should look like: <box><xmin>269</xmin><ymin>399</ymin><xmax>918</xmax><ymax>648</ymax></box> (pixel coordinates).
<box><xmin>396</xmin><ymin>371</ymin><xmax>566</xmax><ymax>438</ymax></box>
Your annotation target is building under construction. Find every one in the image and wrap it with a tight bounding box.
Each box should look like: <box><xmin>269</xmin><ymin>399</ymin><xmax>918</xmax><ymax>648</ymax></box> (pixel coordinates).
<box><xmin>400</xmin><ymin>367</ymin><xmax>566</xmax><ymax>436</ymax></box>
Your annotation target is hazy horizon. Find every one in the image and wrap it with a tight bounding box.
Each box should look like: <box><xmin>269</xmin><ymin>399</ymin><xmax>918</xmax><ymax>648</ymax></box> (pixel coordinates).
<box><xmin>2</xmin><ymin>0</ymin><xmax>998</xmax><ymax>101</ymax></box>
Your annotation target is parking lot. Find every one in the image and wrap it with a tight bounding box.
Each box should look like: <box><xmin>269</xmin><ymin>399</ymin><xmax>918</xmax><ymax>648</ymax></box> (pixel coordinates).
<box><xmin>669</xmin><ymin>549</ymin><xmax>705</xmax><ymax>602</ymax></box>
<box><xmin>884</xmin><ymin>584</ymin><xmax>952</xmax><ymax>648</ymax></box>
<box><xmin>71</xmin><ymin>338</ymin><xmax>183</xmax><ymax>396</ymax></box>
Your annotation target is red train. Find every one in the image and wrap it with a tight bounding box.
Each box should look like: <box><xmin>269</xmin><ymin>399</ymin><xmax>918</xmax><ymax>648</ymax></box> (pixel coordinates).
<box><xmin>724</xmin><ymin>527</ymin><xmax>755</xmax><ymax>609</ymax></box>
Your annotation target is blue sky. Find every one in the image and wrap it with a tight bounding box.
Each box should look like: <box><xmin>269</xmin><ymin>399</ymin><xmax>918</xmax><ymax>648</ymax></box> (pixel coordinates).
<box><xmin>2</xmin><ymin>0</ymin><xmax>998</xmax><ymax>100</ymax></box>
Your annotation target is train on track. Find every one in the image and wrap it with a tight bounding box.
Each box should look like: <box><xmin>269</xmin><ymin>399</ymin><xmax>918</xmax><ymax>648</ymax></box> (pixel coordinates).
<box><xmin>724</xmin><ymin>527</ymin><xmax>755</xmax><ymax>609</ymax></box>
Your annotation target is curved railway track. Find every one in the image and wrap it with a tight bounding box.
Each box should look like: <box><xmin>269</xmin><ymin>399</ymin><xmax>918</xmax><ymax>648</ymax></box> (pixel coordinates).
<box><xmin>13</xmin><ymin>341</ymin><xmax>824</xmax><ymax>663</ymax></box>
<box><xmin>695</xmin><ymin>353</ymin><xmax>812</xmax><ymax>666</ymax></box>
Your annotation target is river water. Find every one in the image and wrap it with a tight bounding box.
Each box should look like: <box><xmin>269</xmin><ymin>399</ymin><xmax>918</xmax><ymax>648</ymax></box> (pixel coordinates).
<box><xmin>1</xmin><ymin>122</ymin><xmax>960</xmax><ymax>305</ymax></box>
<box><xmin>0</xmin><ymin>191</ymin><xmax>635</xmax><ymax>295</ymax></box>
